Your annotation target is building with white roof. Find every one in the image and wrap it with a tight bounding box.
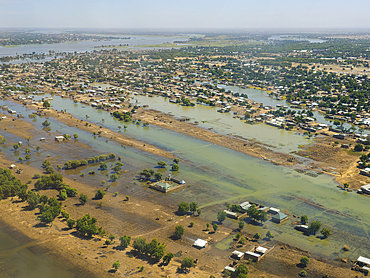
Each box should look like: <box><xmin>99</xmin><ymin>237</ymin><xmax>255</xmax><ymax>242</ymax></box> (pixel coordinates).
<box><xmin>193</xmin><ymin>239</ymin><xmax>207</xmax><ymax>248</ymax></box>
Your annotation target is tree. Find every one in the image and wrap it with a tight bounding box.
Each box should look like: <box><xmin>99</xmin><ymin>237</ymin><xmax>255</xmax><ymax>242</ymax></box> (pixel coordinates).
<box><xmin>174</xmin><ymin>225</ymin><xmax>184</xmax><ymax>238</ymax></box>
<box><xmin>67</xmin><ymin>219</ymin><xmax>75</xmax><ymax>229</ymax></box>
<box><xmin>79</xmin><ymin>193</ymin><xmax>88</xmax><ymax>205</ymax></box>
<box><xmin>197</xmin><ymin>209</ymin><xmax>201</xmax><ymax>216</ymax></box>
<box><xmin>235</xmin><ymin>264</ymin><xmax>249</xmax><ymax>276</ymax></box>
<box><xmin>43</xmin><ymin>101</ymin><xmax>51</xmax><ymax>108</ymax></box>
<box><xmin>189</xmin><ymin>202</ymin><xmax>198</xmax><ymax>214</ymax></box>
<box><xmin>309</xmin><ymin>220</ymin><xmax>322</xmax><ymax>235</ymax></box>
<box><xmin>320</xmin><ymin>228</ymin><xmax>331</xmax><ymax>238</ymax></box>
<box><xmin>75</xmin><ymin>214</ymin><xmax>98</xmax><ymax>237</ymax></box>
<box><xmin>300</xmin><ymin>256</ymin><xmax>310</xmax><ymax>267</ymax></box>
<box><xmin>42</xmin><ymin>120</ymin><xmax>50</xmax><ymax>126</ymax></box>
<box><xmin>301</xmin><ymin>215</ymin><xmax>308</xmax><ymax>224</ymax></box>
<box><xmin>133</xmin><ymin>237</ymin><xmax>147</xmax><ymax>254</ymax></box>
<box><xmin>239</xmin><ymin>219</ymin><xmax>245</xmax><ymax>230</ymax></box>
<box><xmin>171</xmin><ymin>164</ymin><xmax>179</xmax><ymax>171</ymax></box>
<box><xmin>45</xmin><ymin>166</ymin><xmax>55</xmax><ymax>174</ymax></box>
<box><xmin>99</xmin><ymin>162</ymin><xmax>108</xmax><ymax>170</ymax></box>
<box><xmin>213</xmin><ymin>223</ymin><xmax>218</xmax><ymax>232</ymax></box>
<box><xmin>258</xmin><ymin>210</ymin><xmax>268</xmax><ymax>224</ymax></box>
<box><xmin>217</xmin><ymin>210</ymin><xmax>227</xmax><ymax>223</ymax></box>
<box><xmin>354</xmin><ymin>143</ymin><xmax>364</xmax><ymax>152</ymax></box>
<box><xmin>163</xmin><ymin>253</ymin><xmax>174</xmax><ymax>265</ymax></box>
<box><xmin>119</xmin><ymin>235</ymin><xmax>131</xmax><ymax>248</ymax></box>
<box><xmin>157</xmin><ymin>161</ymin><xmax>167</xmax><ymax>168</ymax></box>
<box><xmin>42</xmin><ymin>160</ymin><xmax>51</xmax><ymax>167</ymax></box>
<box><xmin>95</xmin><ymin>189</ymin><xmax>105</xmax><ymax>199</ymax></box>
<box><xmin>154</xmin><ymin>172</ymin><xmax>162</xmax><ymax>181</ymax></box>
<box><xmin>178</xmin><ymin>201</ymin><xmax>189</xmax><ymax>214</ymax></box>
<box><xmin>13</xmin><ymin>143</ymin><xmax>19</xmax><ymax>150</ymax></box>
<box><xmin>0</xmin><ymin>135</ymin><xmax>6</xmax><ymax>144</ymax></box>
<box><xmin>73</xmin><ymin>133</ymin><xmax>78</xmax><ymax>139</ymax></box>
<box><xmin>36</xmin><ymin>146</ymin><xmax>40</xmax><ymax>151</ymax></box>
<box><xmin>181</xmin><ymin>257</ymin><xmax>194</xmax><ymax>271</ymax></box>
<box><xmin>173</xmin><ymin>158</ymin><xmax>180</xmax><ymax>164</ymax></box>
<box><xmin>253</xmin><ymin>232</ymin><xmax>261</xmax><ymax>241</ymax></box>
<box><xmin>239</xmin><ymin>236</ymin><xmax>246</xmax><ymax>245</ymax></box>
<box><xmin>266</xmin><ymin>231</ymin><xmax>274</xmax><ymax>240</ymax></box>
<box><xmin>25</xmin><ymin>154</ymin><xmax>31</xmax><ymax>160</ymax></box>
<box><xmin>59</xmin><ymin>189</ymin><xmax>67</xmax><ymax>201</ymax></box>
<box><xmin>110</xmin><ymin>173</ymin><xmax>118</xmax><ymax>181</ymax></box>
<box><xmin>112</xmin><ymin>260</ymin><xmax>120</xmax><ymax>270</ymax></box>
<box><xmin>25</xmin><ymin>148</ymin><xmax>31</xmax><ymax>154</ymax></box>
<box><xmin>27</xmin><ymin>191</ymin><xmax>40</xmax><ymax>209</ymax></box>
<box><xmin>112</xmin><ymin>165</ymin><xmax>121</xmax><ymax>173</ymax></box>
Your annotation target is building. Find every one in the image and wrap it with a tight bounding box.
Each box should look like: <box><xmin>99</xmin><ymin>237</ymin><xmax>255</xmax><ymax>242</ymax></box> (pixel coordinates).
<box><xmin>55</xmin><ymin>136</ymin><xmax>64</xmax><ymax>142</ymax></box>
<box><xmin>360</xmin><ymin>184</ymin><xmax>370</xmax><ymax>194</ymax></box>
<box><xmin>224</xmin><ymin>210</ymin><xmax>238</xmax><ymax>219</ymax></box>
<box><xmin>193</xmin><ymin>239</ymin><xmax>207</xmax><ymax>249</ymax></box>
<box><xmin>231</xmin><ymin>250</ymin><xmax>244</xmax><ymax>260</ymax></box>
<box><xmin>268</xmin><ymin>207</ymin><xmax>280</xmax><ymax>214</ymax></box>
<box><xmin>272</xmin><ymin>212</ymin><xmax>288</xmax><ymax>223</ymax></box>
<box><xmin>239</xmin><ymin>201</ymin><xmax>251</xmax><ymax>212</ymax></box>
<box><xmin>356</xmin><ymin>256</ymin><xmax>370</xmax><ymax>272</ymax></box>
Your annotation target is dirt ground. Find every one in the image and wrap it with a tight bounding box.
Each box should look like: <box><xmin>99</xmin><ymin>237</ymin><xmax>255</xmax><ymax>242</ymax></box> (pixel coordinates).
<box><xmin>297</xmin><ymin>133</ymin><xmax>370</xmax><ymax>189</ymax></box>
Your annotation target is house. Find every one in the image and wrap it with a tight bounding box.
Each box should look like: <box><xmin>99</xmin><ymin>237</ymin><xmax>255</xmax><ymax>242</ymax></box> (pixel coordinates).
<box><xmin>224</xmin><ymin>210</ymin><xmax>238</xmax><ymax>219</ymax></box>
<box><xmin>356</xmin><ymin>256</ymin><xmax>370</xmax><ymax>272</ymax></box>
<box><xmin>224</xmin><ymin>266</ymin><xmax>235</xmax><ymax>273</ymax></box>
<box><xmin>193</xmin><ymin>239</ymin><xmax>207</xmax><ymax>249</ymax></box>
<box><xmin>239</xmin><ymin>201</ymin><xmax>251</xmax><ymax>212</ymax></box>
<box><xmin>360</xmin><ymin>168</ymin><xmax>370</xmax><ymax>177</ymax></box>
<box><xmin>272</xmin><ymin>212</ymin><xmax>288</xmax><ymax>223</ymax></box>
<box><xmin>360</xmin><ymin>184</ymin><xmax>370</xmax><ymax>194</ymax></box>
<box><xmin>231</xmin><ymin>250</ymin><xmax>244</xmax><ymax>260</ymax></box>
<box><xmin>295</xmin><ymin>225</ymin><xmax>309</xmax><ymax>233</ymax></box>
<box><xmin>55</xmin><ymin>136</ymin><xmax>64</xmax><ymax>142</ymax></box>
<box><xmin>244</xmin><ymin>251</ymin><xmax>261</xmax><ymax>262</ymax></box>
<box><xmin>268</xmin><ymin>207</ymin><xmax>280</xmax><ymax>214</ymax></box>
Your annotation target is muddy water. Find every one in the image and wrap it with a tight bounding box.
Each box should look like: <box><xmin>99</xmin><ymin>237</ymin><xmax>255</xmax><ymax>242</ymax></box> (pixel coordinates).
<box><xmin>1</xmin><ymin>99</ymin><xmax>370</xmax><ymax>262</ymax></box>
<box><xmin>0</xmin><ymin>221</ymin><xmax>91</xmax><ymax>278</ymax></box>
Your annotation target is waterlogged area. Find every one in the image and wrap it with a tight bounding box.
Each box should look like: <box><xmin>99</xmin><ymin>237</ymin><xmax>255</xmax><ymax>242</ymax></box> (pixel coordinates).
<box><xmin>0</xmin><ymin>35</ymin><xmax>188</xmax><ymax>58</ymax></box>
<box><xmin>1</xmin><ymin>98</ymin><xmax>370</xmax><ymax>262</ymax></box>
<box><xmin>132</xmin><ymin>94</ymin><xmax>309</xmax><ymax>152</ymax></box>
<box><xmin>0</xmin><ymin>222</ymin><xmax>89</xmax><ymax>278</ymax></box>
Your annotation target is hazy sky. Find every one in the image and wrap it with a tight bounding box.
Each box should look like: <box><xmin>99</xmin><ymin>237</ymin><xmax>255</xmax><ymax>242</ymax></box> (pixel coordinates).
<box><xmin>1</xmin><ymin>0</ymin><xmax>369</xmax><ymax>29</ymax></box>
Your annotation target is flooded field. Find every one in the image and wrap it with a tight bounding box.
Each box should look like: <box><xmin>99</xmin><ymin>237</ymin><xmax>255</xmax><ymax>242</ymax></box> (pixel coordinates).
<box><xmin>1</xmin><ymin>98</ymin><xmax>370</xmax><ymax>263</ymax></box>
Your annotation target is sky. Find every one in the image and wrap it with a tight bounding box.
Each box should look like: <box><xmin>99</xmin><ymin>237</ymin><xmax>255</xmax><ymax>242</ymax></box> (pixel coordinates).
<box><xmin>0</xmin><ymin>0</ymin><xmax>369</xmax><ymax>30</ymax></box>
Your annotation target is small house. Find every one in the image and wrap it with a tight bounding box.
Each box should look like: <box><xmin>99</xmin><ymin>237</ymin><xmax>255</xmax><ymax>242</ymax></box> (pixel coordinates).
<box><xmin>356</xmin><ymin>256</ymin><xmax>370</xmax><ymax>272</ymax></box>
<box><xmin>193</xmin><ymin>239</ymin><xmax>207</xmax><ymax>249</ymax></box>
<box><xmin>55</xmin><ymin>136</ymin><xmax>64</xmax><ymax>142</ymax></box>
<box><xmin>244</xmin><ymin>251</ymin><xmax>261</xmax><ymax>262</ymax></box>
<box><xmin>224</xmin><ymin>210</ymin><xmax>238</xmax><ymax>219</ymax></box>
<box><xmin>239</xmin><ymin>201</ymin><xmax>251</xmax><ymax>212</ymax></box>
<box><xmin>295</xmin><ymin>225</ymin><xmax>309</xmax><ymax>233</ymax></box>
<box><xmin>224</xmin><ymin>266</ymin><xmax>235</xmax><ymax>273</ymax></box>
<box><xmin>272</xmin><ymin>212</ymin><xmax>288</xmax><ymax>223</ymax></box>
<box><xmin>361</xmin><ymin>184</ymin><xmax>370</xmax><ymax>195</ymax></box>
<box><xmin>268</xmin><ymin>207</ymin><xmax>280</xmax><ymax>214</ymax></box>
<box><xmin>231</xmin><ymin>250</ymin><xmax>244</xmax><ymax>260</ymax></box>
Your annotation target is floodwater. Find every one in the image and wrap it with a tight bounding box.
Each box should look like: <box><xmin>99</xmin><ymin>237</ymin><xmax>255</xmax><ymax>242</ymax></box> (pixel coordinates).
<box><xmin>0</xmin><ymin>36</ymin><xmax>188</xmax><ymax>58</ymax></box>
<box><xmin>1</xmin><ymin>98</ymin><xmax>370</xmax><ymax>264</ymax></box>
<box><xmin>0</xmin><ymin>221</ymin><xmax>91</xmax><ymax>278</ymax></box>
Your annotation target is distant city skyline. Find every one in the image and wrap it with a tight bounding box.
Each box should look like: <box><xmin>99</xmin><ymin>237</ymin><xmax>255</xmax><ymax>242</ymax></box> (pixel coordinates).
<box><xmin>0</xmin><ymin>0</ymin><xmax>369</xmax><ymax>30</ymax></box>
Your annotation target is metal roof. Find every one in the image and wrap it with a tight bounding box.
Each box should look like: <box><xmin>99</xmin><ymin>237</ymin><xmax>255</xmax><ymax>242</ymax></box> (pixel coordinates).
<box><xmin>357</xmin><ymin>256</ymin><xmax>370</xmax><ymax>265</ymax></box>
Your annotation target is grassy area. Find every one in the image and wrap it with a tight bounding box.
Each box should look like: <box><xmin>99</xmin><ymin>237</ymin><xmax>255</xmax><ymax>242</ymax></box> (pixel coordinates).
<box><xmin>346</xmin><ymin>149</ymin><xmax>363</xmax><ymax>156</ymax></box>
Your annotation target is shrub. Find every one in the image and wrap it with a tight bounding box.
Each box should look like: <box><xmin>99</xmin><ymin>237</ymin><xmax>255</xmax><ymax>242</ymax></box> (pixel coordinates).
<box><xmin>300</xmin><ymin>256</ymin><xmax>310</xmax><ymax>267</ymax></box>
<box><xmin>299</xmin><ymin>270</ymin><xmax>307</xmax><ymax>277</ymax></box>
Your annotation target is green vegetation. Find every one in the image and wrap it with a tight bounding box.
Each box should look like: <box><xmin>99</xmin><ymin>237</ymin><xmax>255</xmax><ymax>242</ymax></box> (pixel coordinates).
<box><xmin>300</xmin><ymin>256</ymin><xmax>310</xmax><ymax>267</ymax></box>
<box><xmin>217</xmin><ymin>210</ymin><xmax>227</xmax><ymax>223</ymax></box>
<box><xmin>174</xmin><ymin>225</ymin><xmax>184</xmax><ymax>238</ymax></box>
<box><xmin>178</xmin><ymin>201</ymin><xmax>189</xmax><ymax>214</ymax></box>
<box><xmin>133</xmin><ymin>237</ymin><xmax>166</xmax><ymax>262</ymax></box>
